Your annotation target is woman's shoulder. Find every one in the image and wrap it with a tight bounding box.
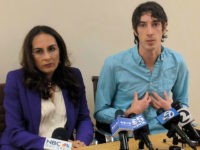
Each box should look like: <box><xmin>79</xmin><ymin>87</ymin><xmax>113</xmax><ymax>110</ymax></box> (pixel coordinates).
<box><xmin>6</xmin><ymin>69</ymin><xmax>24</xmax><ymax>80</ymax></box>
<box><xmin>5</xmin><ymin>69</ymin><xmax>24</xmax><ymax>91</ymax></box>
<box><xmin>66</xmin><ymin>67</ymin><xmax>84</xmax><ymax>84</ymax></box>
<box><xmin>67</xmin><ymin>67</ymin><xmax>82</xmax><ymax>76</ymax></box>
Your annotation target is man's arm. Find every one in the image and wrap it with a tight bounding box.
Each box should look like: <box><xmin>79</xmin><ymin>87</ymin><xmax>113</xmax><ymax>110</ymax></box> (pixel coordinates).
<box><xmin>172</xmin><ymin>55</ymin><xmax>189</xmax><ymax>106</ymax></box>
<box><xmin>94</xmin><ymin>58</ymin><xmax>118</xmax><ymax>124</ymax></box>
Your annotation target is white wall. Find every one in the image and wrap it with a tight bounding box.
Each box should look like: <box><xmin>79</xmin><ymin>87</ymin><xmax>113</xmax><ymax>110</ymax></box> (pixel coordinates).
<box><xmin>1</xmin><ymin>0</ymin><xmax>200</xmax><ymax>123</ymax></box>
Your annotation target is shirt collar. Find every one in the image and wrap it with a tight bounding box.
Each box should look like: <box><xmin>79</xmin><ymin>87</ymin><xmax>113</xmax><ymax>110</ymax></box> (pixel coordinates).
<box><xmin>132</xmin><ymin>45</ymin><xmax>143</xmax><ymax>65</ymax></box>
<box><xmin>132</xmin><ymin>45</ymin><xmax>165</xmax><ymax>65</ymax></box>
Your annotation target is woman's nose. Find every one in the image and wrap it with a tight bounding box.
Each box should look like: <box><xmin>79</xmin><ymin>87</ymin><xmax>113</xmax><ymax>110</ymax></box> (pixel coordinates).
<box><xmin>42</xmin><ymin>50</ymin><xmax>51</xmax><ymax>59</ymax></box>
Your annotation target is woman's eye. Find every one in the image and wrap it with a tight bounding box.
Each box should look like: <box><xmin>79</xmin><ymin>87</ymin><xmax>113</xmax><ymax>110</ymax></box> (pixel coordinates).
<box><xmin>33</xmin><ymin>49</ymin><xmax>43</xmax><ymax>54</ymax></box>
<box><xmin>48</xmin><ymin>46</ymin><xmax>56</xmax><ymax>52</ymax></box>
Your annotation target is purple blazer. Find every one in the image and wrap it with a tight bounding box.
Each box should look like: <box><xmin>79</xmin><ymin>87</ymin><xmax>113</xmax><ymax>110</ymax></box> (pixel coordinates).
<box><xmin>0</xmin><ymin>68</ymin><xmax>93</xmax><ymax>150</ymax></box>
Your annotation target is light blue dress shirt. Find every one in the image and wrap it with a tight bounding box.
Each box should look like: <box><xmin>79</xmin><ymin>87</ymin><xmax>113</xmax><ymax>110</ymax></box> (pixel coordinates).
<box><xmin>94</xmin><ymin>45</ymin><xmax>189</xmax><ymax>134</ymax></box>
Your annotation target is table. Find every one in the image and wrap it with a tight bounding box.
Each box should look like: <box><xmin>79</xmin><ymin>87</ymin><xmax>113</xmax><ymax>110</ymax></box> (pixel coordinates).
<box><xmin>74</xmin><ymin>133</ymin><xmax>200</xmax><ymax>150</ymax></box>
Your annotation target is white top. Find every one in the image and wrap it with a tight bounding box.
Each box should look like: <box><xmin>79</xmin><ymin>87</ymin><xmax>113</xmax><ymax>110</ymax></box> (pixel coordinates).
<box><xmin>39</xmin><ymin>86</ymin><xmax>67</xmax><ymax>138</ymax></box>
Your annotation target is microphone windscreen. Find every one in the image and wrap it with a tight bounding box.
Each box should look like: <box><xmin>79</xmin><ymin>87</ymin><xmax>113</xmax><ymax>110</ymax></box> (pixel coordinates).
<box><xmin>115</xmin><ymin>109</ymin><xmax>124</xmax><ymax>119</ymax></box>
<box><xmin>128</xmin><ymin>113</ymin><xmax>136</xmax><ymax>118</ymax></box>
<box><xmin>51</xmin><ymin>127</ymin><xmax>69</xmax><ymax>141</ymax></box>
<box><xmin>156</xmin><ymin>108</ymin><xmax>165</xmax><ymax>116</ymax></box>
<box><xmin>171</xmin><ymin>101</ymin><xmax>182</xmax><ymax>110</ymax></box>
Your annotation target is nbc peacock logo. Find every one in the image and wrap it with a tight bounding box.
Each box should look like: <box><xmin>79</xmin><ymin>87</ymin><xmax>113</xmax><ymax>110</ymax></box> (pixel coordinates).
<box><xmin>60</xmin><ymin>143</ymin><xmax>71</xmax><ymax>150</ymax></box>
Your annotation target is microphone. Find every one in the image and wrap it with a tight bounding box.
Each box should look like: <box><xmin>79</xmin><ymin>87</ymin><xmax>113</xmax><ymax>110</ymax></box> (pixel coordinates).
<box><xmin>51</xmin><ymin>127</ymin><xmax>69</xmax><ymax>141</ymax></box>
<box><xmin>156</xmin><ymin>108</ymin><xmax>196</xmax><ymax>149</ymax></box>
<box><xmin>128</xmin><ymin>114</ymin><xmax>154</xmax><ymax>150</ymax></box>
<box><xmin>43</xmin><ymin>127</ymin><xmax>72</xmax><ymax>150</ymax></box>
<box><xmin>110</xmin><ymin>110</ymin><xmax>130</xmax><ymax>150</ymax></box>
<box><xmin>171</xmin><ymin>101</ymin><xmax>200</xmax><ymax>143</ymax></box>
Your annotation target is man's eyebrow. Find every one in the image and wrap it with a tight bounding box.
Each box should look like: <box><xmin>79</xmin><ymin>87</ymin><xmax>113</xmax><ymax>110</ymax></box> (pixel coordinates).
<box><xmin>139</xmin><ymin>20</ymin><xmax>160</xmax><ymax>24</ymax></box>
<box><xmin>152</xmin><ymin>20</ymin><xmax>160</xmax><ymax>22</ymax></box>
<box><xmin>139</xmin><ymin>21</ymin><xmax>146</xmax><ymax>24</ymax></box>
<box><xmin>151</xmin><ymin>17</ymin><xmax>160</xmax><ymax>22</ymax></box>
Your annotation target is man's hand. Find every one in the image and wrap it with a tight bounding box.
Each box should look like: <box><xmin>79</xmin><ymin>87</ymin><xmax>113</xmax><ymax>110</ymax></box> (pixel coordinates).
<box><xmin>150</xmin><ymin>91</ymin><xmax>172</xmax><ymax>110</ymax></box>
<box><xmin>125</xmin><ymin>92</ymin><xmax>151</xmax><ymax>116</ymax></box>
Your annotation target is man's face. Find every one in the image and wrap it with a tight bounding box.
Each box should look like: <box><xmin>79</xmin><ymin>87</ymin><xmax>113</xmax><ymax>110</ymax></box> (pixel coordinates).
<box><xmin>135</xmin><ymin>12</ymin><xmax>166</xmax><ymax>52</ymax></box>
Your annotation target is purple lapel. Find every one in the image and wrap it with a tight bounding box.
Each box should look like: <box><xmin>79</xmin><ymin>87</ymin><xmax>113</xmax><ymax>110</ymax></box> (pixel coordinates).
<box><xmin>26</xmin><ymin>89</ymin><xmax>41</xmax><ymax>134</ymax></box>
<box><xmin>25</xmin><ymin>88</ymin><xmax>75</xmax><ymax>135</ymax></box>
<box><xmin>62</xmin><ymin>89</ymin><xmax>75</xmax><ymax>134</ymax></box>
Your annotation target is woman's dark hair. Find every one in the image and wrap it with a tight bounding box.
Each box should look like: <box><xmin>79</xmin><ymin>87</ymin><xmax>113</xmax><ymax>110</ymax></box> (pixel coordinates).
<box><xmin>132</xmin><ymin>1</ymin><xmax>168</xmax><ymax>44</ymax></box>
<box><xmin>20</xmin><ymin>25</ymin><xmax>81</xmax><ymax>103</ymax></box>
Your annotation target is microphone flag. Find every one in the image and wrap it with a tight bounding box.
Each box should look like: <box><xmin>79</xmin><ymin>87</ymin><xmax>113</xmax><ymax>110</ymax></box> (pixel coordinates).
<box><xmin>176</xmin><ymin>107</ymin><xmax>194</xmax><ymax>127</ymax></box>
<box><xmin>44</xmin><ymin>138</ymin><xmax>72</xmax><ymax>150</ymax></box>
<box><xmin>110</xmin><ymin>114</ymin><xmax>147</xmax><ymax>137</ymax></box>
<box><xmin>157</xmin><ymin>108</ymin><xmax>179</xmax><ymax>125</ymax></box>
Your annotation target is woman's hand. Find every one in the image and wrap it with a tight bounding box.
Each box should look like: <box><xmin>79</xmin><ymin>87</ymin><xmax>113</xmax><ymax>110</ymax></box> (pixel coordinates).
<box><xmin>70</xmin><ymin>140</ymin><xmax>86</xmax><ymax>148</ymax></box>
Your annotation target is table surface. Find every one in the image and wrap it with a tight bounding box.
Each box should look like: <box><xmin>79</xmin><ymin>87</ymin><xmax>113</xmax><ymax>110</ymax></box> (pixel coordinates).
<box><xmin>73</xmin><ymin>133</ymin><xmax>200</xmax><ymax>150</ymax></box>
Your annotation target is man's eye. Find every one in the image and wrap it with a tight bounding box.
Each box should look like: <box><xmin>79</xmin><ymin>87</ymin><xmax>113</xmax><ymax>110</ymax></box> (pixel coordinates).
<box><xmin>153</xmin><ymin>22</ymin><xmax>160</xmax><ymax>27</ymax></box>
<box><xmin>153</xmin><ymin>23</ymin><xmax>158</xmax><ymax>26</ymax></box>
<box><xmin>139</xmin><ymin>23</ymin><xmax>146</xmax><ymax>27</ymax></box>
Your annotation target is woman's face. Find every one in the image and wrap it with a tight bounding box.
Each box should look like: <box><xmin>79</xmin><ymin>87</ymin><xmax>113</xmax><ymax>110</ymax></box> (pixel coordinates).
<box><xmin>32</xmin><ymin>33</ymin><xmax>60</xmax><ymax>79</ymax></box>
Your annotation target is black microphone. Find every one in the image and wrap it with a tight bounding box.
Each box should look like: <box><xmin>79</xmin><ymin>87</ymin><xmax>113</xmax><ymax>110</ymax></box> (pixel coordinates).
<box><xmin>128</xmin><ymin>114</ymin><xmax>154</xmax><ymax>150</ymax></box>
<box><xmin>51</xmin><ymin>127</ymin><xmax>69</xmax><ymax>141</ymax></box>
<box><xmin>115</xmin><ymin>110</ymin><xmax>129</xmax><ymax>150</ymax></box>
<box><xmin>171</xmin><ymin>101</ymin><xmax>200</xmax><ymax>143</ymax></box>
<box><xmin>43</xmin><ymin>127</ymin><xmax>72</xmax><ymax>149</ymax></box>
<box><xmin>156</xmin><ymin>108</ymin><xmax>196</xmax><ymax>149</ymax></box>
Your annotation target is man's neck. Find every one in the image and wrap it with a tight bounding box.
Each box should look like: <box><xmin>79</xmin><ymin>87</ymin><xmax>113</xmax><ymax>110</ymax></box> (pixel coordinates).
<box><xmin>138</xmin><ymin>46</ymin><xmax>161</xmax><ymax>72</ymax></box>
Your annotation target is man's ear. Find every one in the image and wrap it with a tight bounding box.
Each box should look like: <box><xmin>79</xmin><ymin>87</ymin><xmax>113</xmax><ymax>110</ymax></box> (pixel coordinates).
<box><xmin>163</xmin><ymin>22</ymin><xmax>168</xmax><ymax>34</ymax></box>
<box><xmin>134</xmin><ymin>30</ymin><xmax>138</xmax><ymax>36</ymax></box>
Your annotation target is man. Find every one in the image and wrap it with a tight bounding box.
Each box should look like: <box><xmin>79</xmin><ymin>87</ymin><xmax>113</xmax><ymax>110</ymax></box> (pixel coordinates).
<box><xmin>94</xmin><ymin>1</ymin><xmax>188</xmax><ymax>134</ymax></box>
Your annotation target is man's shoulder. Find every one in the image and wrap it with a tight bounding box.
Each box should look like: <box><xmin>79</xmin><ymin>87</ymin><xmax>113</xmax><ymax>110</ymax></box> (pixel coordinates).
<box><xmin>163</xmin><ymin>47</ymin><xmax>184</xmax><ymax>61</ymax></box>
<box><xmin>105</xmin><ymin>47</ymin><xmax>134</xmax><ymax>63</ymax></box>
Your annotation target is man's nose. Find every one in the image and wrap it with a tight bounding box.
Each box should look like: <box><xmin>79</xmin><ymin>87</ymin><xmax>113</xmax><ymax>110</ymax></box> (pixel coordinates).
<box><xmin>147</xmin><ymin>25</ymin><xmax>153</xmax><ymax>34</ymax></box>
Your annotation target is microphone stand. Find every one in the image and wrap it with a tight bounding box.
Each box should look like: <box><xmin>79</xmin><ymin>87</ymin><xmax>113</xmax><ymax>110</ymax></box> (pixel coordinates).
<box><xmin>167</xmin><ymin>129</ymin><xmax>197</xmax><ymax>150</ymax></box>
<box><xmin>137</xmin><ymin>136</ymin><xmax>154</xmax><ymax>150</ymax></box>
<box><xmin>138</xmin><ymin>140</ymin><xmax>144</xmax><ymax>150</ymax></box>
<box><xmin>119</xmin><ymin>131</ymin><xmax>129</xmax><ymax>150</ymax></box>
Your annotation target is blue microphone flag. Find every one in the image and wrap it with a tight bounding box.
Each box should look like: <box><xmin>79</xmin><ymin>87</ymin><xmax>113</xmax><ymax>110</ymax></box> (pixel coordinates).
<box><xmin>157</xmin><ymin>108</ymin><xmax>179</xmax><ymax>125</ymax></box>
<box><xmin>110</xmin><ymin>114</ymin><xmax>147</xmax><ymax>137</ymax></box>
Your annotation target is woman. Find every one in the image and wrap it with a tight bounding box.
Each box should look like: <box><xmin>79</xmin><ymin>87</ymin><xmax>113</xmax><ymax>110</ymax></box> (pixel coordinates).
<box><xmin>0</xmin><ymin>25</ymin><xmax>93</xmax><ymax>149</ymax></box>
